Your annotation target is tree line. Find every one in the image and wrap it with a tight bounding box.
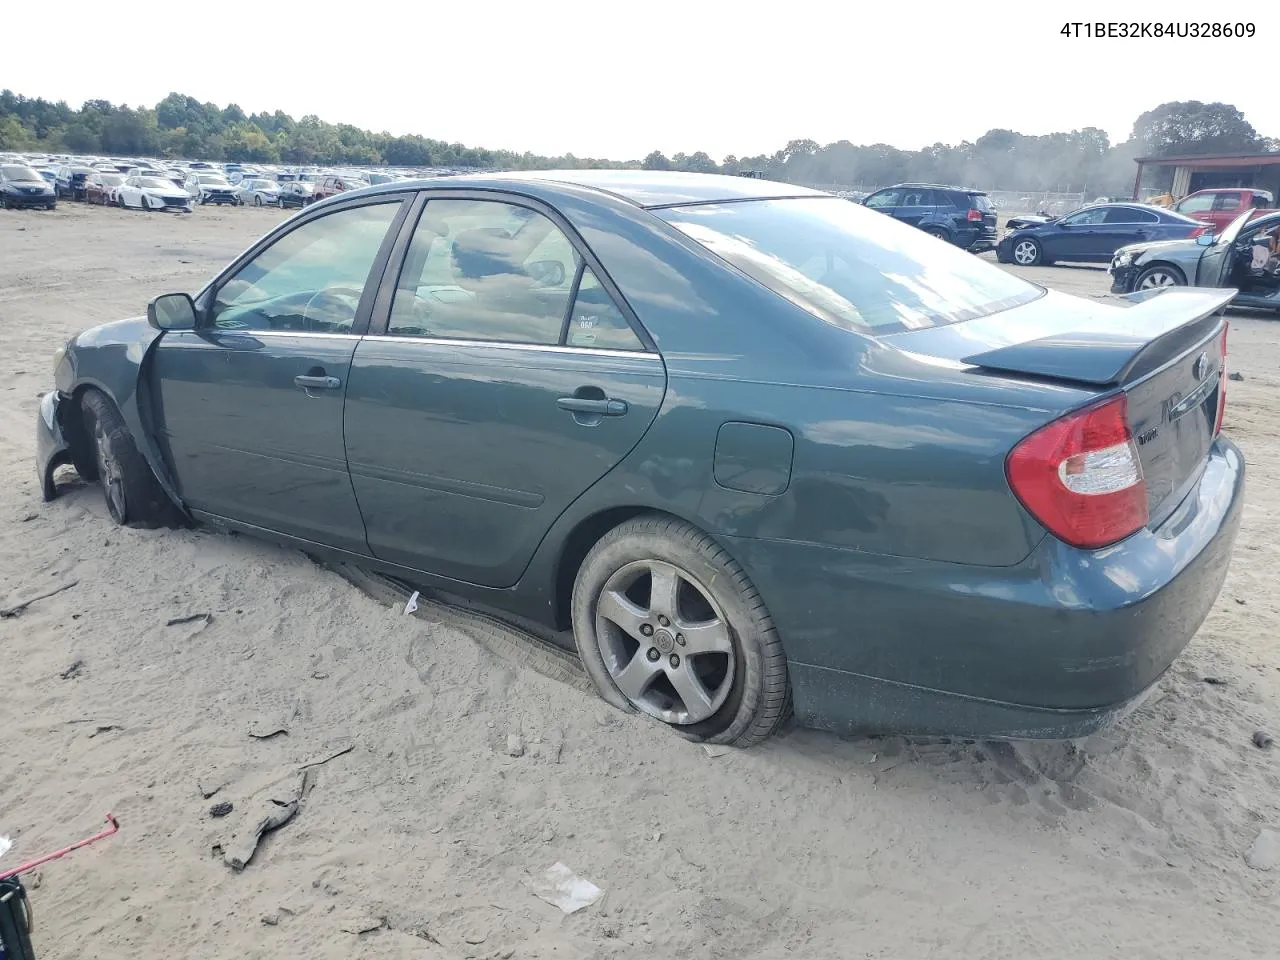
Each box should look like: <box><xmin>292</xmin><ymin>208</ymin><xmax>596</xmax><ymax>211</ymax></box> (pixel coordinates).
<box><xmin>1</xmin><ymin>91</ymin><xmax>1274</xmax><ymax>195</ymax></box>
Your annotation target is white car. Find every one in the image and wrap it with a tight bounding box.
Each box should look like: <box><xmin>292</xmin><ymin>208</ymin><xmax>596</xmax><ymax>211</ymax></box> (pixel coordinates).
<box><xmin>184</xmin><ymin>172</ymin><xmax>238</xmax><ymax>206</ymax></box>
<box><xmin>116</xmin><ymin>175</ymin><xmax>193</xmax><ymax>212</ymax></box>
<box><xmin>235</xmin><ymin>178</ymin><xmax>281</xmax><ymax>207</ymax></box>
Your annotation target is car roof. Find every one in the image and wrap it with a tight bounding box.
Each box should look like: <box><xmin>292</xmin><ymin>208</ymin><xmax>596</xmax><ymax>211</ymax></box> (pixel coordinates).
<box><xmin>354</xmin><ymin>169</ymin><xmax>828</xmax><ymax>210</ymax></box>
<box><xmin>883</xmin><ymin>182</ymin><xmax>985</xmax><ymax>194</ymax></box>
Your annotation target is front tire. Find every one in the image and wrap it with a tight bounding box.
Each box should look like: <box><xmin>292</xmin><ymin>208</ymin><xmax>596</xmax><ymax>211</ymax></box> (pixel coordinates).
<box><xmin>80</xmin><ymin>391</ymin><xmax>182</xmax><ymax>528</ymax></box>
<box><xmin>1011</xmin><ymin>237</ymin><xmax>1043</xmax><ymax>266</ymax></box>
<box><xmin>571</xmin><ymin>515</ymin><xmax>790</xmax><ymax>746</ymax></box>
<box><xmin>1135</xmin><ymin>264</ymin><xmax>1186</xmax><ymax>290</ymax></box>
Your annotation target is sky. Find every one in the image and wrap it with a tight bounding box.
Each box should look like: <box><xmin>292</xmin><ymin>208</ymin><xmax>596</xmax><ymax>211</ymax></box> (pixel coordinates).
<box><xmin>4</xmin><ymin>1</ymin><xmax>1275</xmax><ymax>161</ymax></box>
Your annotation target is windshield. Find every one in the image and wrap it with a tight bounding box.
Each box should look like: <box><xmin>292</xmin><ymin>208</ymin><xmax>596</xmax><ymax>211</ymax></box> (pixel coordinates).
<box><xmin>2</xmin><ymin>165</ymin><xmax>42</xmax><ymax>182</ymax></box>
<box><xmin>138</xmin><ymin>177</ymin><xmax>172</xmax><ymax>189</ymax></box>
<box><xmin>198</xmin><ymin>175</ymin><xmax>228</xmax><ymax>184</ymax></box>
<box><xmin>657</xmin><ymin>197</ymin><xmax>1043</xmax><ymax>334</ymax></box>
<box><xmin>100</xmin><ymin>174</ymin><xmax>124</xmax><ymax>185</ymax></box>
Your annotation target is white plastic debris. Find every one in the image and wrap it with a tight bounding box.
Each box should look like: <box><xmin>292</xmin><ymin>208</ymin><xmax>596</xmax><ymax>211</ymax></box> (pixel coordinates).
<box><xmin>527</xmin><ymin>861</ymin><xmax>603</xmax><ymax>914</ymax></box>
<box><xmin>0</xmin><ymin>836</ymin><xmax>11</xmax><ymax>861</ymax></box>
<box><xmin>404</xmin><ymin>591</ymin><xmax>420</xmax><ymax>615</ymax></box>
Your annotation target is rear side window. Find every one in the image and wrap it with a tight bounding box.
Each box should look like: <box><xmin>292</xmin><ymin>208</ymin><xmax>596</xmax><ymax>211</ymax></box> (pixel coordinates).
<box><xmin>1104</xmin><ymin>207</ymin><xmax>1158</xmax><ymax>224</ymax></box>
<box><xmin>658</xmin><ymin>197</ymin><xmax>1042</xmax><ymax>335</ymax></box>
<box><xmin>968</xmin><ymin>193</ymin><xmax>994</xmax><ymax>212</ymax></box>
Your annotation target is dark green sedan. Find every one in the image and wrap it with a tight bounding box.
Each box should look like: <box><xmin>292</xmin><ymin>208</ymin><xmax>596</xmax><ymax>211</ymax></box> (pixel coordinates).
<box><xmin>37</xmin><ymin>171</ymin><xmax>1245</xmax><ymax>746</ymax></box>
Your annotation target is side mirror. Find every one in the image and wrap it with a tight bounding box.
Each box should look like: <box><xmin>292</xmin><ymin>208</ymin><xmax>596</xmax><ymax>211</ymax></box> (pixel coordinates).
<box><xmin>148</xmin><ymin>292</ymin><xmax>198</xmax><ymax>331</ymax></box>
<box><xmin>526</xmin><ymin>260</ymin><xmax>567</xmax><ymax>286</ymax></box>
<box><xmin>1195</xmin><ymin>233</ymin><xmax>1215</xmax><ymax>246</ymax></box>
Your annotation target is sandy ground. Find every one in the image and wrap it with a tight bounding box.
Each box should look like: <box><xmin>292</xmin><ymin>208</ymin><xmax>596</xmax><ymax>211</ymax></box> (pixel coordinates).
<box><xmin>1</xmin><ymin>202</ymin><xmax>1278</xmax><ymax>960</ymax></box>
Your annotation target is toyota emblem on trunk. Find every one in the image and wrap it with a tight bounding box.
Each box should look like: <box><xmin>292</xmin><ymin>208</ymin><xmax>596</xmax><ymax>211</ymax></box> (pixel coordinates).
<box><xmin>1193</xmin><ymin>352</ymin><xmax>1208</xmax><ymax>382</ymax></box>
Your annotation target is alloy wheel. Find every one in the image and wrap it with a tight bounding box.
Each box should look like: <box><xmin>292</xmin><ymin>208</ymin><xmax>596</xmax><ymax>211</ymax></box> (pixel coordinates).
<box><xmin>1013</xmin><ymin>240</ymin><xmax>1039</xmax><ymax>265</ymax></box>
<box><xmin>594</xmin><ymin>559</ymin><xmax>735</xmax><ymax>725</ymax></box>
<box><xmin>1139</xmin><ymin>269</ymin><xmax>1179</xmax><ymax>289</ymax></box>
<box><xmin>93</xmin><ymin>420</ymin><xmax>126</xmax><ymax>523</ymax></box>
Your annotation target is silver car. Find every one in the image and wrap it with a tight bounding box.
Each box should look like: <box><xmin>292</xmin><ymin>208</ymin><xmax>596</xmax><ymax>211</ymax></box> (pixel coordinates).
<box><xmin>235</xmin><ymin>178</ymin><xmax>281</xmax><ymax>207</ymax></box>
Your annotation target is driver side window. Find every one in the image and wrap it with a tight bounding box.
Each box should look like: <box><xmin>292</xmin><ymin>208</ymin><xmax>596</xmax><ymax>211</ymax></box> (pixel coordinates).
<box><xmin>211</xmin><ymin>201</ymin><xmax>401</xmax><ymax>332</ymax></box>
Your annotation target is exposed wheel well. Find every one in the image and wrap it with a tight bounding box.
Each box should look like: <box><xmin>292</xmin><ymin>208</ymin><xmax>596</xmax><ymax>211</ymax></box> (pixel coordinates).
<box><xmin>64</xmin><ymin>384</ymin><xmax>100</xmax><ymax>478</ymax></box>
<box><xmin>552</xmin><ymin>506</ymin><xmax>668</xmax><ymax>630</ymax></box>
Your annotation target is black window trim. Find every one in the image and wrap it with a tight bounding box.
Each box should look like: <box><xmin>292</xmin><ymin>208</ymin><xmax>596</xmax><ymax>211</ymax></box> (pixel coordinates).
<box><xmin>193</xmin><ymin>190</ymin><xmax>415</xmax><ymax>337</ymax></box>
<box><xmin>365</xmin><ymin>187</ymin><xmax>657</xmax><ymax>354</ymax></box>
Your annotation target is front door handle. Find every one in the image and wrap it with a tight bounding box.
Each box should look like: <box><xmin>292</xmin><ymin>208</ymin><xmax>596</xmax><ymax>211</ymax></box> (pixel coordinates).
<box><xmin>556</xmin><ymin>397</ymin><xmax>628</xmax><ymax>417</ymax></box>
<box><xmin>294</xmin><ymin>374</ymin><xmax>341</xmax><ymax>390</ymax></box>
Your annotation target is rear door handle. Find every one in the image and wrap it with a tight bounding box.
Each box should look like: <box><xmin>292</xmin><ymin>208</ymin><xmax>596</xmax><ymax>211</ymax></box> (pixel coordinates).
<box><xmin>294</xmin><ymin>374</ymin><xmax>341</xmax><ymax>390</ymax></box>
<box><xmin>557</xmin><ymin>397</ymin><xmax>628</xmax><ymax>416</ymax></box>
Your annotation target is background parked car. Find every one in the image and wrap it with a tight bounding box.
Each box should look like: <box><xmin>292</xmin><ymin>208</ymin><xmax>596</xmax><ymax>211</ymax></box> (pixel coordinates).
<box><xmin>234</xmin><ymin>178</ymin><xmax>281</xmax><ymax>206</ymax></box>
<box><xmin>184</xmin><ymin>172</ymin><xmax>238</xmax><ymax>205</ymax></box>
<box><xmin>997</xmin><ymin>203</ymin><xmax>1207</xmax><ymax>266</ymax></box>
<box><xmin>55</xmin><ymin>164</ymin><xmax>97</xmax><ymax>200</ymax></box>
<box><xmin>277</xmin><ymin>181</ymin><xmax>314</xmax><ymax>208</ymax></box>
<box><xmin>117</xmin><ymin>175</ymin><xmax>193</xmax><ymax>212</ymax></box>
<box><xmin>0</xmin><ymin>164</ymin><xmax>57</xmax><ymax>209</ymax></box>
<box><xmin>858</xmin><ymin>183</ymin><xmax>999</xmax><ymax>250</ymax></box>
<box><xmin>85</xmin><ymin>172</ymin><xmax>126</xmax><ymax>205</ymax></box>
<box><xmin>312</xmin><ymin>173</ymin><xmax>368</xmax><ymax>202</ymax></box>
<box><xmin>1170</xmin><ymin>188</ymin><xmax>1278</xmax><ymax>234</ymax></box>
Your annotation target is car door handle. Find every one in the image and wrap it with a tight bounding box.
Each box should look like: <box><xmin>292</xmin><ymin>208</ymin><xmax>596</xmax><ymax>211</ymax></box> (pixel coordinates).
<box><xmin>294</xmin><ymin>374</ymin><xmax>341</xmax><ymax>390</ymax></box>
<box><xmin>557</xmin><ymin>397</ymin><xmax>628</xmax><ymax>416</ymax></box>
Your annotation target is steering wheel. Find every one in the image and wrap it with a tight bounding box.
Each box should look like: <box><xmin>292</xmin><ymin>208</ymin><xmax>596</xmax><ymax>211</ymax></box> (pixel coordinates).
<box><xmin>301</xmin><ymin>285</ymin><xmax>364</xmax><ymax>331</ymax></box>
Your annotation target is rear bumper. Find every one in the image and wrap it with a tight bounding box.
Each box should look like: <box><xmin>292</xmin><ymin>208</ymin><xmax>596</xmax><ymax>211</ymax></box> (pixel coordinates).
<box><xmin>724</xmin><ymin>436</ymin><xmax>1245</xmax><ymax>739</ymax></box>
<box><xmin>961</xmin><ymin>226</ymin><xmax>999</xmax><ymax>250</ymax></box>
<box><xmin>36</xmin><ymin>390</ymin><xmax>74</xmax><ymax>502</ymax></box>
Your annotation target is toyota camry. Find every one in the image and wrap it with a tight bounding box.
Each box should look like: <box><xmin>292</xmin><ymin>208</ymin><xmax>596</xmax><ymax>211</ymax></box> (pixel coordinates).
<box><xmin>36</xmin><ymin>171</ymin><xmax>1244</xmax><ymax>746</ymax></box>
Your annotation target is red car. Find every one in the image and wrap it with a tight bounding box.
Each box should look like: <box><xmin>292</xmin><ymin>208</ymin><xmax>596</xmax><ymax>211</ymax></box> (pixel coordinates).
<box><xmin>85</xmin><ymin>172</ymin><xmax>126</xmax><ymax>205</ymax></box>
<box><xmin>312</xmin><ymin>174</ymin><xmax>367</xmax><ymax>203</ymax></box>
<box><xmin>1172</xmin><ymin>188</ymin><xmax>1278</xmax><ymax>234</ymax></box>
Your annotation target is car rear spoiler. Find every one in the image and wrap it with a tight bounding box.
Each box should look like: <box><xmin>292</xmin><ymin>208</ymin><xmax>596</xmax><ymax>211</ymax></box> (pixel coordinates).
<box><xmin>960</xmin><ymin>288</ymin><xmax>1236</xmax><ymax>387</ymax></box>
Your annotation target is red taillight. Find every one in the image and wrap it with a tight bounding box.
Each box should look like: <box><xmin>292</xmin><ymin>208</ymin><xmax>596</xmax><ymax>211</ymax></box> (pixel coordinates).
<box><xmin>1214</xmin><ymin>322</ymin><xmax>1229</xmax><ymax>435</ymax></box>
<box><xmin>967</xmin><ymin>208</ymin><xmax>984</xmax><ymax>221</ymax></box>
<box><xmin>1006</xmin><ymin>394</ymin><xmax>1149</xmax><ymax>549</ymax></box>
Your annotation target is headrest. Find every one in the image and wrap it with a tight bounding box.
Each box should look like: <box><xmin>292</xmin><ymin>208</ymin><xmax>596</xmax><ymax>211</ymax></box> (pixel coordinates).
<box><xmin>452</xmin><ymin>228</ymin><xmax>521</xmax><ymax>279</ymax></box>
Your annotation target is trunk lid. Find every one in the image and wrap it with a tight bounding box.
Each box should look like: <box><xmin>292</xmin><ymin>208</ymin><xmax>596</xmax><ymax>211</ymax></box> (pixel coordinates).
<box><xmin>880</xmin><ymin>287</ymin><xmax>1233</xmax><ymax>525</ymax></box>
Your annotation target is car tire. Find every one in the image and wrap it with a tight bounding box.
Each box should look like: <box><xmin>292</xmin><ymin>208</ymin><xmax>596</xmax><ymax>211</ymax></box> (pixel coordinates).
<box><xmin>0</xmin><ymin>195</ymin><xmax>8</xmax><ymax>210</ymax></box>
<box><xmin>1135</xmin><ymin>264</ymin><xmax>1187</xmax><ymax>290</ymax></box>
<box><xmin>80</xmin><ymin>390</ymin><xmax>182</xmax><ymax>529</ymax></box>
<box><xmin>253</xmin><ymin>194</ymin><xmax>263</xmax><ymax>206</ymax></box>
<box><xmin>1011</xmin><ymin>237</ymin><xmax>1043</xmax><ymax>266</ymax></box>
<box><xmin>924</xmin><ymin>226</ymin><xmax>950</xmax><ymax>243</ymax></box>
<box><xmin>46</xmin><ymin>202</ymin><xmax>55</xmax><ymax>211</ymax></box>
<box><xmin>571</xmin><ymin>514</ymin><xmax>791</xmax><ymax>746</ymax></box>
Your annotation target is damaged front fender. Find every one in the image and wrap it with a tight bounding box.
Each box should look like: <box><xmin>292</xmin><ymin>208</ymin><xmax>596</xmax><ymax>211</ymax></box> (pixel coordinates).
<box><xmin>40</xmin><ymin>316</ymin><xmax>185</xmax><ymax>514</ymax></box>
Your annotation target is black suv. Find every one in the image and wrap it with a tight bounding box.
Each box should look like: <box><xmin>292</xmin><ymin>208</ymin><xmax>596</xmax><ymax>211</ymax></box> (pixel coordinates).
<box><xmin>859</xmin><ymin>183</ymin><xmax>998</xmax><ymax>251</ymax></box>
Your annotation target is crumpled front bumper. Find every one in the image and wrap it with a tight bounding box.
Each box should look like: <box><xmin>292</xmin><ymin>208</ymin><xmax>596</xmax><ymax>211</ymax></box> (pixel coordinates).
<box><xmin>36</xmin><ymin>390</ymin><xmax>74</xmax><ymax>501</ymax></box>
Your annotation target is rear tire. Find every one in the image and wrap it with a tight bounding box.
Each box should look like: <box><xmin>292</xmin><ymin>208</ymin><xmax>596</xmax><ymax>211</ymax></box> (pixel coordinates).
<box><xmin>571</xmin><ymin>515</ymin><xmax>791</xmax><ymax>747</ymax></box>
<box><xmin>924</xmin><ymin>226</ymin><xmax>950</xmax><ymax>242</ymax></box>
<box><xmin>80</xmin><ymin>390</ymin><xmax>182</xmax><ymax>529</ymax></box>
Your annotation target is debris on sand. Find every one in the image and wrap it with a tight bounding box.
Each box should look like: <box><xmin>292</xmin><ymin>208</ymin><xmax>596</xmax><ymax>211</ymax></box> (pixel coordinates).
<box><xmin>60</xmin><ymin>659</ymin><xmax>84</xmax><ymax>680</ymax></box>
<box><xmin>165</xmin><ymin>612</ymin><xmax>212</xmax><ymax>627</ymax></box>
<box><xmin>1253</xmin><ymin>730</ymin><xmax>1274</xmax><ymax>749</ymax></box>
<box><xmin>1244</xmin><ymin>829</ymin><xmax>1279</xmax><ymax>871</ymax></box>
<box><xmin>221</xmin><ymin>774</ymin><xmax>305</xmax><ymax>871</ymax></box>
<box><xmin>526</xmin><ymin>861</ymin><xmax>603</xmax><ymax>914</ymax></box>
<box><xmin>1</xmin><ymin>580</ymin><xmax>78</xmax><ymax>618</ymax></box>
<box><xmin>209</xmin><ymin>802</ymin><xmax>233</xmax><ymax>819</ymax></box>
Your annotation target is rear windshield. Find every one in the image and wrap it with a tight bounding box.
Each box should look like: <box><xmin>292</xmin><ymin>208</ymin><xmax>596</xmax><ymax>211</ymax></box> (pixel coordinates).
<box><xmin>656</xmin><ymin>197</ymin><xmax>1042</xmax><ymax>334</ymax></box>
<box><xmin>969</xmin><ymin>193</ymin><xmax>994</xmax><ymax>212</ymax></box>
